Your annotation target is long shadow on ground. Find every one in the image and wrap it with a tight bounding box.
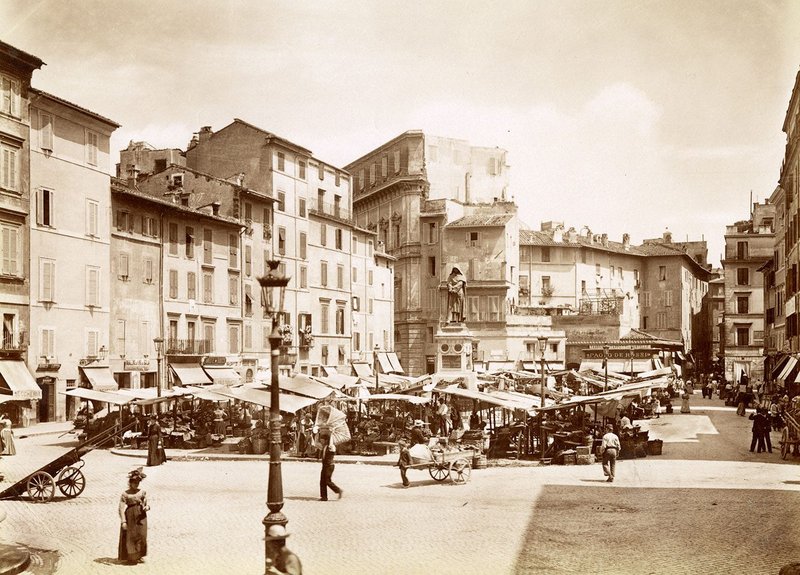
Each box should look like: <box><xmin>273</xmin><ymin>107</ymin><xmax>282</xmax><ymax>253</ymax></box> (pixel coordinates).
<box><xmin>513</xmin><ymin>484</ymin><xmax>800</xmax><ymax>575</ymax></box>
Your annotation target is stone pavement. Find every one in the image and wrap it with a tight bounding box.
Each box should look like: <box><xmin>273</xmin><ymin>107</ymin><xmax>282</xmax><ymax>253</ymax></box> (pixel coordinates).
<box><xmin>0</xmin><ymin>395</ymin><xmax>797</xmax><ymax>574</ymax></box>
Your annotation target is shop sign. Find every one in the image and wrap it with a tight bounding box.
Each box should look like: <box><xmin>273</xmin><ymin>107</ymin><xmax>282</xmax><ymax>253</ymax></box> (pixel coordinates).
<box><xmin>203</xmin><ymin>356</ymin><xmax>227</xmax><ymax>367</ymax></box>
<box><xmin>583</xmin><ymin>349</ymin><xmax>654</xmax><ymax>360</ymax></box>
<box><xmin>39</xmin><ymin>376</ymin><xmax>55</xmax><ymax>385</ymax></box>
<box><xmin>124</xmin><ymin>359</ymin><xmax>152</xmax><ymax>371</ymax></box>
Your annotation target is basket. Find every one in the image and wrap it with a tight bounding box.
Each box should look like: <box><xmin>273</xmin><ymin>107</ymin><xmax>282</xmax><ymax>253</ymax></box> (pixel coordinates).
<box><xmin>472</xmin><ymin>454</ymin><xmax>487</xmax><ymax>469</ymax></box>
<box><xmin>647</xmin><ymin>439</ymin><xmax>663</xmax><ymax>456</ymax></box>
<box><xmin>562</xmin><ymin>450</ymin><xmax>577</xmax><ymax>465</ymax></box>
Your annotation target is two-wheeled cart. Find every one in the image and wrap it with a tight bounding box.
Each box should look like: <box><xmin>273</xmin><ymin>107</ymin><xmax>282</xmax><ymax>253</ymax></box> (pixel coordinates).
<box><xmin>780</xmin><ymin>410</ymin><xmax>800</xmax><ymax>460</ymax></box>
<box><xmin>407</xmin><ymin>444</ymin><xmax>474</xmax><ymax>484</ymax></box>
<box><xmin>0</xmin><ymin>420</ymin><xmax>137</xmax><ymax>502</ymax></box>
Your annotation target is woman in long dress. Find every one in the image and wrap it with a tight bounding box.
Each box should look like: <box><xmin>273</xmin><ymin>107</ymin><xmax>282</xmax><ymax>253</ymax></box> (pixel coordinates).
<box><xmin>146</xmin><ymin>417</ymin><xmax>166</xmax><ymax>467</ymax></box>
<box><xmin>0</xmin><ymin>417</ymin><xmax>15</xmax><ymax>455</ymax></box>
<box><xmin>680</xmin><ymin>390</ymin><xmax>691</xmax><ymax>414</ymax></box>
<box><xmin>118</xmin><ymin>468</ymin><xmax>149</xmax><ymax>565</ymax></box>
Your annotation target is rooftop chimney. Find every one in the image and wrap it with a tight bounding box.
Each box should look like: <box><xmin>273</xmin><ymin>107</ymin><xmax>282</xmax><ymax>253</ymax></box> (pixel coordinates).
<box><xmin>211</xmin><ymin>201</ymin><xmax>220</xmax><ymax>216</ymax></box>
<box><xmin>552</xmin><ymin>224</ymin><xmax>564</xmax><ymax>243</ymax></box>
<box><xmin>663</xmin><ymin>229</ymin><xmax>672</xmax><ymax>243</ymax></box>
<box><xmin>198</xmin><ymin>126</ymin><xmax>213</xmax><ymax>143</ymax></box>
<box><xmin>566</xmin><ymin>227</ymin><xmax>577</xmax><ymax>243</ymax></box>
<box><xmin>622</xmin><ymin>233</ymin><xmax>630</xmax><ymax>250</ymax></box>
<box><xmin>601</xmin><ymin>233</ymin><xmax>608</xmax><ymax>247</ymax></box>
<box><xmin>127</xmin><ymin>164</ymin><xmax>140</xmax><ymax>188</ymax></box>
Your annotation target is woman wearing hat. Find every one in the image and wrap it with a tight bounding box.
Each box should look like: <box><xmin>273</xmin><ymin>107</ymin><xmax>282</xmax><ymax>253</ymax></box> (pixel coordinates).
<box><xmin>118</xmin><ymin>467</ymin><xmax>149</xmax><ymax>565</ymax></box>
<box><xmin>265</xmin><ymin>524</ymin><xmax>302</xmax><ymax>574</ymax></box>
<box><xmin>411</xmin><ymin>420</ymin><xmax>426</xmax><ymax>445</ymax></box>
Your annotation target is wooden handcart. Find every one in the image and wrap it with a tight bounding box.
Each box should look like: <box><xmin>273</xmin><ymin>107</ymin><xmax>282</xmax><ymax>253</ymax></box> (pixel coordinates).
<box><xmin>780</xmin><ymin>410</ymin><xmax>800</xmax><ymax>460</ymax></box>
<box><xmin>407</xmin><ymin>444</ymin><xmax>474</xmax><ymax>484</ymax></box>
<box><xmin>0</xmin><ymin>419</ymin><xmax>137</xmax><ymax>503</ymax></box>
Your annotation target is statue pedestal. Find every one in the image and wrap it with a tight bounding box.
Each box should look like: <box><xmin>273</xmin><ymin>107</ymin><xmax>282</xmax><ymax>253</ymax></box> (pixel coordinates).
<box><xmin>432</xmin><ymin>322</ymin><xmax>477</xmax><ymax>391</ymax></box>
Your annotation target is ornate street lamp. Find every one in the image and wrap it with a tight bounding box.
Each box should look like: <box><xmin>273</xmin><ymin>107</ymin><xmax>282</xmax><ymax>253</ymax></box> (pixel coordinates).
<box><xmin>153</xmin><ymin>337</ymin><xmax>164</xmax><ymax>399</ymax></box>
<box><xmin>258</xmin><ymin>259</ymin><xmax>290</xmax><ymax>572</ymax></box>
<box><xmin>98</xmin><ymin>345</ymin><xmax>108</xmax><ymax>362</ymax></box>
<box><xmin>537</xmin><ymin>335</ymin><xmax>549</xmax><ymax>460</ymax></box>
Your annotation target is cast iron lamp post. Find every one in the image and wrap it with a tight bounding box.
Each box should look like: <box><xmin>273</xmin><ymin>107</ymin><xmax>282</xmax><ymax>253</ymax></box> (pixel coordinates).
<box><xmin>152</xmin><ymin>337</ymin><xmax>164</xmax><ymax>399</ymax></box>
<box><xmin>603</xmin><ymin>345</ymin><xmax>610</xmax><ymax>392</ymax></box>
<box><xmin>258</xmin><ymin>259</ymin><xmax>290</xmax><ymax>572</ymax></box>
<box><xmin>537</xmin><ymin>335</ymin><xmax>549</xmax><ymax>460</ymax></box>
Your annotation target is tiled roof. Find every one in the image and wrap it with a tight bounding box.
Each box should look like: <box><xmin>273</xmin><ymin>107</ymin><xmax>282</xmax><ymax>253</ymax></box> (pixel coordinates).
<box><xmin>447</xmin><ymin>214</ymin><xmax>514</xmax><ymax>228</ymax></box>
<box><xmin>30</xmin><ymin>88</ymin><xmax>120</xmax><ymax>128</ymax></box>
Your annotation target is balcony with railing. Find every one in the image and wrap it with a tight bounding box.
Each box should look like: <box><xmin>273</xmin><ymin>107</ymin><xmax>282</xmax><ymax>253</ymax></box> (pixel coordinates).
<box><xmin>0</xmin><ymin>334</ymin><xmax>26</xmax><ymax>359</ymax></box>
<box><xmin>308</xmin><ymin>197</ymin><xmax>352</xmax><ymax>224</ymax></box>
<box><xmin>578</xmin><ymin>296</ymin><xmax>624</xmax><ymax>316</ymax></box>
<box><xmin>167</xmin><ymin>339</ymin><xmax>213</xmax><ymax>355</ymax></box>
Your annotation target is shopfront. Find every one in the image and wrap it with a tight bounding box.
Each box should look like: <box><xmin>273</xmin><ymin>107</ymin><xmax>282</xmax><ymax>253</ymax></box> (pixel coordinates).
<box><xmin>0</xmin><ymin>359</ymin><xmax>43</xmax><ymax>427</ymax></box>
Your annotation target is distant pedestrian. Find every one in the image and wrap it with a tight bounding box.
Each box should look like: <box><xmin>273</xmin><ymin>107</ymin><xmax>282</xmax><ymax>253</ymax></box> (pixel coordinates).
<box><xmin>319</xmin><ymin>433</ymin><xmax>342</xmax><ymax>501</ymax></box>
<box><xmin>0</xmin><ymin>415</ymin><xmax>15</xmax><ymax>456</ymax></box>
<box><xmin>680</xmin><ymin>390</ymin><xmax>691</xmax><ymax>414</ymax></box>
<box><xmin>601</xmin><ymin>425</ymin><xmax>620</xmax><ymax>483</ymax></box>
<box><xmin>118</xmin><ymin>467</ymin><xmax>149</xmax><ymax>565</ymax></box>
<box><xmin>397</xmin><ymin>438</ymin><xmax>411</xmax><ymax>487</ymax></box>
<box><xmin>213</xmin><ymin>404</ymin><xmax>227</xmax><ymax>436</ymax></box>
<box><xmin>264</xmin><ymin>524</ymin><xmax>303</xmax><ymax>575</ymax></box>
<box><xmin>146</xmin><ymin>416</ymin><xmax>166</xmax><ymax>467</ymax></box>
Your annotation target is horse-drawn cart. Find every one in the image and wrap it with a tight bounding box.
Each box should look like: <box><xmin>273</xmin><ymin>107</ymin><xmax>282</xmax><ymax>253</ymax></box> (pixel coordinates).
<box><xmin>407</xmin><ymin>444</ymin><xmax>474</xmax><ymax>484</ymax></box>
<box><xmin>1</xmin><ymin>420</ymin><xmax>137</xmax><ymax>502</ymax></box>
<box><xmin>780</xmin><ymin>409</ymin><xmax>800</xmax><ymax>460</ymax></box>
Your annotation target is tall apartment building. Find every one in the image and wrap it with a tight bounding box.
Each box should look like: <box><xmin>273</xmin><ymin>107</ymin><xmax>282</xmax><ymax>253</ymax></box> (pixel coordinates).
<box><xmin>780</xmin><ymin>69</ymin><xmax>800</xmax><ymax>355</ymax></box>
<box><xmin>346</xmin><ymin>131</ymin><xmax>510</xmax><ymax>376</ymax></box>
<box><xmin>0</xmin><ymin>42</ymin><xmax>43</xmax><ymax>425</ymax></box>
<box><xmin>28</xmin><ymin>89</ymin><xmax>119</xmax><ymax>423</ymax></box>
<box><xmin>121</xmin><ymin>119</ymin><xmax>393</xmax><ymax>377</ymax></box>
<box><xmin>721</xmin><ymin>201</ymin><xmax>775</xmax><ymax>385</ymax></box>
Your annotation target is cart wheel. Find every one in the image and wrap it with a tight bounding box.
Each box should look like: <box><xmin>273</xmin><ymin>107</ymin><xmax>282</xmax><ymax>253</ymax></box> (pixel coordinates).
<box><xmin>57</xmin><ymin>466</ymin><xmax>86</xmax><ymax>498</ymax></box>
<box><xmin>781</xmin><ymin>428</ymin><xmax>790</xmax><ymax>460</ymax></box>
<box><xmin>449</xmin><ymin>459</ymin><xmax>471</xmax><ymax>484</ymax></box>
<box><xmin>429</xmin><ymin>464</ymin><xmax>448</xmax><ymax>482</ymax></box>
<box><xmin>27</xmin><ymin>471</ymin><xmax>55</xmax><ymax>502</ymax></box>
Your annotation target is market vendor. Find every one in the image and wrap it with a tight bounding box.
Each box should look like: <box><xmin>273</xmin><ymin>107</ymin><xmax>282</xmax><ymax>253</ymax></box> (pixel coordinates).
<box><xmin>411</xmin><ymin>420</ymin><xmax>427</xmax><ymax>445</ymax></box>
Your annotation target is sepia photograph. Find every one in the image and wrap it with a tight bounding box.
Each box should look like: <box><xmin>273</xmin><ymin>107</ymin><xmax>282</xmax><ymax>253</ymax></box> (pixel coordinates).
<box><xmin>1</xmin><ymin>1</ymin><xmax>800</xmax><ymax>573</ymax></box>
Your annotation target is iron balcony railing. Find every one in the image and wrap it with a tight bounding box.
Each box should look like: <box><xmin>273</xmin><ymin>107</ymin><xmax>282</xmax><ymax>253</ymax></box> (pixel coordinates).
<box><xmin>166</xmin><ymin>339</ymin><xmax>213</xmax><ymax>355</ymax></box>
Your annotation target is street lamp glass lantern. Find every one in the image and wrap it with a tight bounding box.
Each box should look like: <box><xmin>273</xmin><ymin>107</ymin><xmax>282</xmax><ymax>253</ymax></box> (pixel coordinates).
<box><xmin>98</xmin><ymin>345</ymin><xmax>108</xmax><ymax>361</ymax></box>
<box><xmin>153</xmin><ymin>336</ymin><xmax>164</xmax><ymax>357</ymax></box>
<box><xmin>258</xmin><ymin>260</ymin><xmax>291</xmax><ymax>320</ymax></box>
<box><xmin>537</xmin><ymin>336</ymin><xmax>549</xmax><ymax>358</ymax></box>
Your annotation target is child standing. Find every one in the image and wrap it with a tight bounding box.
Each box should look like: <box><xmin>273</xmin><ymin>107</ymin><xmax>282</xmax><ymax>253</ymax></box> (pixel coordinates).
<box><xmin>397</xmin><ymin>438</ymin><xmax>411</xmax><ymax>487</ymax></box>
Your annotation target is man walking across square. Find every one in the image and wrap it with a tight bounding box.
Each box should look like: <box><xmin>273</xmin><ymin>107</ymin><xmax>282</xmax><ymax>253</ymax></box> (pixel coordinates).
<box><xmin>601</xmin><ymin>425</ymin><xmax>621</xmax><ymax>483</ymax></box>
<box><xmin>319</xmin><ymin>432</ymin><xmax>342</xmax><ymax>501</ymax></box>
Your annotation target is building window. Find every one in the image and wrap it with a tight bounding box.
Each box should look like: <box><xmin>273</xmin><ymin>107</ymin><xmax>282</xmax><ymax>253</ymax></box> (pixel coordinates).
<box><xmin>245</xmin><ymin>245</ymin><xmax>252</xmax><ymax>276</ymax></box>
<box><xmin>118</xmin><ymin>253</ymin><xmax>129</xmax><ymax>280</ymax></box>
<box><xmin>320</xmin><ymin>301</ymin><xmax>330</xmax><ymax>333</ymax></box>
<box><xmin>336</xmin><ymin>307</ymin><xmax>345</xmax><ymax>335</ymax></box>
<box><xmin>278</xmin><ymin>227</ymin><xmax>286</xmax><ymax>255</ymax></box>
<box><xmin>737</xmin><ymin>241</ymin><xmax>748</xmax><ymax>259</ymax></box>
<box><xmin>85</xmin><ymin>130</ymin><xmax>99</xmax><ymax>166</ymax></box>
<box><xmin>335</xmin><ymin>228</ymin><xmax>343</xmax><ymax>250</ymax></box>
<box><xmin>381</xmin><ymin>155</ymin><xmax>388</xmax><ymax>178</ymax></box>
<box><xmin>737</xmin><ymin>296</ymin><xmax>749</xmax><ymax>314</ymax></box>
<box><xmin>300</xmin><ymin>266</ymin><xmax>307</xmax><ymax>288</ymax></box>
<box><xmin>203</xmin><ymin>272</ymin><xmax>213</xmax><ymax>303</ymax></box>
<box><xmin>116</xmin><ymin>320</ymin><xmax>126</xmax><ymax>357</ymax></box>
<box><xmin>665</xmin><ymin>290</ymin><xmax>673</xmax><ymax>307</ymax></box>
<box><xmin>642</xmin><ymin>316</ymin><xmax>648</xmax><ymax>330</ymax></box>
<box><xmin>186</xmin><ymin>272</ymin><xmax>197</xmax><ymax>300</ymax></box>
<box><xmin>487</xmin><ymin>295</ymin><xmax>501</xmax><ymax>321</ymax></box>
<box><xmin>541</xmin><ymin>247</ymin><xmax>550</xmax><ymax>262</ymax></box>
<box><xmin>321</xmin><ymin>262</ymin><xmax>328</xmax><ymax>287</ymax></box>
<box><xmin>737</xmin><ymin>268</ymin><xmax>749</xmax><ymax>285</ymax></box>
<box><xmin>369</xmin><ymin>164</ymin><xmax>376</xmax><ymax>185</ymax></box>
<box><xmin>0</xmin><ymin>223</ymin><xmax>21</xmax><ymax>276</ymax></box>
<box><xmin>299</xmin><ymin>232</ymin><xmax>307</xmax><ymax>259</ymax></box>
<box><xmin>229</xmin><ymin>325</ymin><xmax>240</xmax><ymax>354</ymax></box>
<box><xmin>1</xmin><ymin>75</ymin><xmax>21</xmax><ymax>117</ymax></box>
<box><xmin>37</xmin><ymin>188</ymin><xmax>55</xmax><ymax>227</ymax></box>
<box><xmin>318</xmin><ymin>162</ymin><xmax>325</xmax><ymax>181</ymax></box>
<box><xmin>659</xmin><ymin>266</ymin><xmax>667</xmax><ymax>281</ymax></box>
<box><xmin>656</xmin><ymin>312</ymin><xmax>667</xmax><ymax>329</ymax></box>
<box><xmin>86</xmin><ymin>330</ymin><xmax>99</xmax><ymax>358</ymax></box>
<box><xmin>298</xmin><ymin>160</ymin><xmax>306</xmax><ymax>180</ymax></box>
<box><xmin>642</xmin><ymin>291</ymin><xmax>651</xmax><ymax>307</ymax></box>
<box><xmin>204</xmin><ymin>323</ymin><xmax>215</xmax><ymax>354</ymax></box>
<box><xmin>228</xmin><ymin>234</ymin><xmax>239</xmax><ymax>268</ymax></box>
<box><xmin>358</xmin><ymin>169</ymin><xmax>365</xmax><ymax>190</ymax></box>
<box><xmin>229</xmin><ymin>274</ymin><xmax>239</xmax><ymax>305</ymax></box>
<box><xmin>276</xmin><ymin>151</ymin><xmax>285</xmax><ymax>172</ymax></box>
<box><xmin>298</xmin><ymin>198</ymin><xmax>306</xmax><ymax>218</ymax></box>
<box><xmin>427</xmin><ymin>222</ymin><xmax>438</xmax><ymax>244</ymax></box>
<box><xmin>244</xmin><ymin>284</ymin><xmax>253</xmax><ymax>316</ymax></box>
<box><xmin>1</xmin><ymin>143</ymin><xmax>19</xmax><ymax>191</ymax></box>
<box><xmin>40</xmin><ymin>327</ymin><xmax>55</xmax><ymax>358</ymax></box>
<box><xmin>368</xmin><ymin>270</ymin><xmax>373</xmax><ymax>285</ymax></box>
<box><xmin>277</xmin><ymin>191</ymin><xmax>286</xmax><ymax>212</ymax></box>
<box><xmin>429</xmin><ymin>256</ymin><xmax>437</xmax><ymax>277</ymax></box>
<box><xmin>203</xmin><ymin>229</ymin><xmax>213</xmax><ymax>263</ymax></box>
<box><xmin>86</xmin><ymin>266</ymin><xmax>100</xmax><ymax>307</ymax></box>
<box><xmin>39</xmin><ymin>112</ymin><xmax>53</xmax><ymax>150</ymax></box>
<box><xmin>185</xmin><ymin>227</ymin><xmax>195</xmax><ymax>259</ymax></box>
<box><xmin>83</xmin><ymin>200</ymin><xmax>99</xmax><ymax>237</ymax></box>
<box><xmin>737</xmin><ymin>326</ymin><xmax>750</xmax><ymax>346</ymax></box>
<box><xmin>262</xmin><ymin>208</ymin><xmax>271</xmax><ymax>240</ymax></box>
<box><xmin>40</xmin><ymin>259</ymin><xmax>55</xmax><ymax>302</ymax></box>
<box><xmin>169</xmin><ymin>269</ymin><xmax>178</xmax><ymax>299</ymax></box>
<box><xmin>337</xmin><ymin>264</ymin><xmax>344</xmax><ymax>289</ymax></box>
<box><xmin>334</xmin><ymin>195</ymin><xmax>341</xmax><ymax>218</ymax></box>
<box><xmin>320</xmin><ymin>223</ymin><xmax>327</xmax><ymax>247</ymax></box>
<box><xmin>352</xmin><ymin>266</ymin><xmax>358</xmax><ymax>283</ymax></box>
<box><xmin>168</xmin><ymin>223</ymin><xmax>179</xmax><ymax>256</ymax></box>
<box><xmin>244</xmin><ymin>202</ymin><xmax>252</xmax><ymax>224</ymax></box>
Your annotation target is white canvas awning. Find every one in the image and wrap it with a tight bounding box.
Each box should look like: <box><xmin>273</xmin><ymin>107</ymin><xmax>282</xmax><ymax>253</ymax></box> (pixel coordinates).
<box><xmin>203</xmin><ymin>367</ymin><xmax>242</xmax><ymax>386</ymax></box>
<box><xmin>79</xmin><ymin>366</ymin><xmax>119</xmax><ymax>391</ymax></box>
<box><xmin>62</xmin><ymin>387</ymin><xmax>133</xmax><ymax>405</ymax></box>
<box><xmin>170</xmin><ymin>364</ymin><xmax>213</xmax><ymax>386</ymax></box>
<box><xmin>0</xmin><ymin>360</ymin><xmax>42</xmax><ymax>401</ymax></box>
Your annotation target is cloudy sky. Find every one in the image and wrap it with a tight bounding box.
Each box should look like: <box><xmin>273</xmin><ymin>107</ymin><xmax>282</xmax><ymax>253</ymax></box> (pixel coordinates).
<box><xmin>3</xmin><ymin>1</ymin><xmax>799</xmax><ymax>265</ymax></box>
